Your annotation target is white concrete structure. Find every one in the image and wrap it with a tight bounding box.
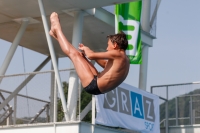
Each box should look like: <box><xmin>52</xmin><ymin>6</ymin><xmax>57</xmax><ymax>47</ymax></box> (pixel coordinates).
<box><xmin>0</xmin><ymin>122</ymin><xmax>139</xmax><ymax>133</ymax></box>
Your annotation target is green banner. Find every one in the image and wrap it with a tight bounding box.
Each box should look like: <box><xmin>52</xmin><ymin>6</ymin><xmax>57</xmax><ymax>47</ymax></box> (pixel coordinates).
<box><xmin>115</xmin><ymin>1</ymin><xmax>142</xmax><ymax>64</ymax></box>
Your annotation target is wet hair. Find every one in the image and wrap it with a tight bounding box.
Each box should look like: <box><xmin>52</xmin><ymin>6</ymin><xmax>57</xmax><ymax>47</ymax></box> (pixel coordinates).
<box><xmin>107</xmin><ymin>31</ymin><xmax>128</xmax><ymax>50</ymax></box>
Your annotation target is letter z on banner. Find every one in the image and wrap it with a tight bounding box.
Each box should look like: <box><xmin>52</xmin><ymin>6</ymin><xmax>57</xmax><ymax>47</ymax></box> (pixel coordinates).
<box><xmin>95</xmin><ymin>83</ymin><xmax>160</xmax><ymax>133</ymax></box>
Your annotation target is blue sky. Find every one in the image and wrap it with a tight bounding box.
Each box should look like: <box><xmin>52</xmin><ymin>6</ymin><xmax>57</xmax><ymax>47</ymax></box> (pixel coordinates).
<box><xmin>146</xmin><ymin>0</ymin><xmax>200</xmax><ymax>88</ymax></box>
<box><xmin>0</xmin><ymin>0</ymin><xmax>200</xmax><ymax>94</ymax></box>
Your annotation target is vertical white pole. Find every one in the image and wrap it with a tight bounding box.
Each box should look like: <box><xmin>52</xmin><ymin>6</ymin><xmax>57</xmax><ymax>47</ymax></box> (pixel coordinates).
<box><xmin>38</xmin><ymin>0</ymin><xmax>69</xmax><ymax>121</ymax></box>
<box><xmin>139</xmin><ymin>0</ymin><xmax>151</xmax><ymax>91</ymax></box>
<box><xmin>192</xmin><ymin>109</ymin><xmax>195</xmax><ymax>124</ymax></box>
<box><xmin>166</xmin><ymin>87</ymin><xmax>169</xmax><ymax>133</ymax></box>
<box><xmin>78</xmin><ymin>83</ymin><xmax>81</xmax><ymax>121</ymax></box>
<box><xmin>92</xmin><ymin>97</ymin><xmax>95</xmax><ymax>123</ymax></box>
<box><xmin>190</xmin><ymin>96</ymin><xmax>193</xmax><ymax>125</ymax></box>
<box><xmin>115</xmin><ymin>14</ymin><xmax>118</xmax><ymax>34</ymax></box>
<box><xmin>0</xmin><ymin>19</ymin><xmax>29</xmax><ymax>78</ymax></box>
<box><xmin>48</xmin><ymin>68</ymin><xmax>58</xmax><ymax>123</ymax></box>
<box><xmin>53</xmin><ymin>77</ymin><xmax>58</xmax><ymax>122</ymax></box>
<box><xmin>50</xmin><ymin>58</ymin><xmax>58</xmax><ymax>122</ymax></box>
<box><xmin>92</xmin><ymin>95</ymin><xmax>95</xmax><ymax>133</ymax></box>
<box><xmin>6</xmin><ymin>107</ymin><xmax>13</xmax><ymax>125</ymax></box>
<box><xmin>67</xmin><ymin>11</ymin><xmax>83</xmax><ymax>121</ymax></box>
<box><xmin>14</xmin><ymin>96</ymin><xmax>17</xmax><ymax>125</ymax></box>
<box><xmin>50</xmin><ymin>63</ymin><xmax>54</xmax><ymax>122</ymax></box>
<box><xmin>139</xmin><ymin>46</ymin><xmax>149</xmax><ymax>90</ymax></box>
<box><xmin>175</xmin><ymin>97</ymin><xmax>178</xmax><ymax>125</ymax></box>
<box><xmin>91</xmin><ymin>61</ymin><xmax>96</xmax><ymax>125</ymax></box>
<box><xmin>46</xmin><ymin>104</ymin><xmax>50</xmax><ymax>122</ymax></box>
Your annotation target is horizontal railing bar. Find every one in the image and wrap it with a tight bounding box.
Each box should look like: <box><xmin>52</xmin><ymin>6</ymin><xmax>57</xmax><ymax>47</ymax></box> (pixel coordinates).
<box><xmin>151</xmin><ymin>81</ymin><xmax>200</xmax><ymax>88</ymax></box>
<box><xmin>0</xmin><ymin>89</ymin><xmax>49</xmax><ymax>103</ymax></box>
<box><xmin>160</xmin><ymin>116</ymin><xmax>200</xmax><ymax>124</ymax></box>
<box><xmin>0</xmin><ymin>68</ymin><xmax>75</xmax><ymax>78</ymax></box>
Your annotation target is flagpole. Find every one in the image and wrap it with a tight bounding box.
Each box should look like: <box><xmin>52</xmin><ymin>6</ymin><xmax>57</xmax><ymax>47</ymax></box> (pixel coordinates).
<box><xmin>115</xmin><ymin>15</ymin><xmax>118</xmax><ymax>34</ymax></box>
<box><xmin>139</xmin><ymin>0</ymin><xmax>151</xmax><ymax>91</ymax></box>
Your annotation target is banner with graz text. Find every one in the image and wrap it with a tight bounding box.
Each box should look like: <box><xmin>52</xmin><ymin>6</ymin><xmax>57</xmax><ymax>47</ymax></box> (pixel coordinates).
<box><xmin>95</xmin><ymin>83</ymin><xmax>160</xmax><ymax>133</ymax></box>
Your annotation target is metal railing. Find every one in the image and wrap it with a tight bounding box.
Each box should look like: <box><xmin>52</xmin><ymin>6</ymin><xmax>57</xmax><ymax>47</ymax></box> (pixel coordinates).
<box><xmin>151</xmin><ymin>81</ymin><xmax>200</xmax><ymax>132</ymax></box>
<box><xmin>0</xmin><ymin>68</ymin><xmax>93</xmax><ymax>126</ymax></box>
<box><xmin>0</xmin><ymin>89</ymin><xmax>50</xmax><ymax>125</ymax></box>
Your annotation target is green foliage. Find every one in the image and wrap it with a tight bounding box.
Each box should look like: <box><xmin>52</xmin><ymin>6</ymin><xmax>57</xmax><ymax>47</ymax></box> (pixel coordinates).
<box><xmin>57</xmin><ymin>81</ymin><xmax>92</xmax><ymax>122</ymax></box>
<box><xmin>16</xmin><ymin>119</ymin><xmax>24</xmax><ymax>124</ymax></box>
<box><xmin>80</xmin><ymin>89</ymin><xmax>92</xmax><ymax>122</ymax></box>
<box><xmin>57</xmin><ymin>82</ymin><xmax>68</xmax><ymax>121</ymax></box>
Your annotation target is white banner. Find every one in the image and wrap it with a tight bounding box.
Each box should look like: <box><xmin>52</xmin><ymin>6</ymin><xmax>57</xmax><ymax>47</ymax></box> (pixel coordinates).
<box><xmin>95</xmin><ymin>83</ymin><xmax>160</xmax><ymax>133</ymax></box>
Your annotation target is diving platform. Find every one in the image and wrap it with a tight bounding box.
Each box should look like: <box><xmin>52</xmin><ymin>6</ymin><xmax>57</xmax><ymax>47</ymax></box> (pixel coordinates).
<box><xmin>160</xmin><ymin>125</ymin><xmax>200</xmax><ymax>133</ymax></box>
<box><xmin>0</xmin><ymin>122</ymin><xmax>139</xmax><ymax>133</ymax></box>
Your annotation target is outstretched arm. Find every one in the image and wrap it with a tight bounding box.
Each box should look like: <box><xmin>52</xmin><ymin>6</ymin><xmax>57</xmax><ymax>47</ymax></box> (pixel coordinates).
<box><xmin>95</xmin><ymin>59</ymin><xmax>108</xmax><ymax>68</ymax></box>
<box><xmin>78</xmin><ymin>43</ymin><xmax>119</xmax><ymax>60</ymax></box>
<box><xmin>79</xmin><ymin>44</ymin><xmax>107</xmax><ymax>68</ymax></box>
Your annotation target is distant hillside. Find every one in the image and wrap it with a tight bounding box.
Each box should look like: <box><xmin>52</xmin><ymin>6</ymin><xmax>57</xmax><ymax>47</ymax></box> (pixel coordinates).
<box><xmin>160</xmin><ymin>88</ymin><xmax>200</xmax><ymax>126</ymax></box>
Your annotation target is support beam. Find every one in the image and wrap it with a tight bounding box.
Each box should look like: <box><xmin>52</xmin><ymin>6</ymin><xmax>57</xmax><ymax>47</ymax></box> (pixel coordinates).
<box><xmin>13</xmin><ymin>96</ymin><xmax>17</xmax><ymax>125</ymax></box>
<box><xmin>50</xmin><ymin>58</ymin><xmax>58</xmax><ymax>122</ymax></box>
<box><xmin>141</xmin><ymin>30</ymin><xmax>155</xmax><ymax>47</ymax></box>
<box><xmin>139</xmin><ymin>0</ymin><xmax>151</xmax><ymax>91</ymax></box>
<box><xmin>150</xmin><ymin>0</ymin><xmax>161</xmax><ymax>28</ymax></box>
<box><xmin>92</xmin><ymin>95</ymin><xmax>95</xmax><ymax>124</ymax></box>
<box><xmin>77</xmin><ymin>101</ymin><xmax>92</xmax><ymax>121</ymax></box>
<box><xmin>50</xmin><ymin>63</ymin><xmax>54</xmax><ymax>122</ymax></box>
<box><xmin>0</xmin><ymin>56</ymin><xmax>50</xmax><ymax>111</ymax></box>
<box><xmin>29</xmin><ymin>103</ymin><xmax>49</xmax><ymax>124</ymax></box>
<box><xmin>67</xmin><ymin>11</ymin><xmax>84</xmax><ymax>121</ymax></box>
<box><xmin>85</xmin><ymin>7</ymin><xmax>155</xmax><ymax>46</ymax></box>
<box><xmin>38</xmin><ymin>0</ymin><xmax>69</xmax><ymax>121</ymax></box>
<box><xmin>166</xmin><ymin>87</ymin><xmax>169</xmax><ymax>133</ymax></box>
<box><xmin>53</xmin><ymin>74</ymin><xmax>58</xmax><ymax>122</ymax></box>
<box><xmin>85</xmin><ymin>8</ymin><xmax>114</xmax><ymax>26</ymax></box>
<box><xmin>0</xmin><ymin>19</ymin><xmax>29</xmax><ymax>79</ymax></box>
<box><xmin>139</xmin><ymin>45</ymin><xmax>149</xmax><ymax>90</ymax></box>
<box><xmin>0</xmin><ymin>107</ymin><xmax>13</xmax><ymax>125</ymax></box>
<box><xmin>46</xmin><ymin>104</ymin><xmax>50</xmax><ymax>122</ymax></box>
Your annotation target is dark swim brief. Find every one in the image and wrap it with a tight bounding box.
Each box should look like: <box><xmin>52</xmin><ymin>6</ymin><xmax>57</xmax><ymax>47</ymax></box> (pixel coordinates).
<box><xmin>84</xmin><ymin>76</ymin><xmax>102</xmax><ymax>95</ymax></box>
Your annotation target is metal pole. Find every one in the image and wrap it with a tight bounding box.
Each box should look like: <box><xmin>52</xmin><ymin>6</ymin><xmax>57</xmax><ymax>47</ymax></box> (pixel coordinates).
<box><xmin>78</xmin><ymin>83</ymin><xmax>81</xmax><ymax>121</ymax></box>
<box><xmin>92</xmin><ymin>95</ymin><xmax>95</xmax><ymax>124</ymax></box>
<box><xmin>115</xmin><ymin>14</ymin><xmax>118</xmax><ymax>34</ymax></box>
<box><xmin>53</xmin><ymin>75</ymin><xmax>58</xmax><ymax>122</ymax></box>
<box><xmin>150</xmin><ymin>86</ymin><xmax>153</xmax><ymax>93</ymax></box>
<box><xmin>165</xmin><ymin>86</ymin><xmax>169</xmax><ymax>133</ymax></box>
<box><xmin>77</xmin><ymin>101</ymin><xmax>92</xmax><ymax>121</ymax></box>
<box><xmin>150</xmin><ymin>0</ymin><xmax>161</xmax><ymax>27</ymax></box>
<box><xmin>0</xmin><ymin>56</ymin><xmax>50</xmax><ymax>111</ymax></box>
<box><xmin>13</xmin><ymin>96</ymin><xmax>17</xmax><ymax>125</ymax></box>
<box><xmin>46</xmin><ymin>104</ymin><xmax>50</xmax><ymax>122</ymax></box>
<box><xmin>190</xmin><ymin>96</ymin><xmax>193</xmax><ymax>125</ymax></box>
<box><xmin>50</xmin><ymin>58</ymin><xmax>58</xmax><ymax>122</ymax></box>
<box><xmin>0</xmin><ymin>19</ymin><xmax>29</xmax><ymax>80</ymax></box>
<box><xmin>192</xmin><ymin>109</ymin><xmax>195</xmax><ymax>124</ymax></box>
<box><xmin>0</xmin><ymin>89</ymin><xmax>50</xmax><ymax>103</ymax></box>
<box><xmin>139</xmin><ymin>0</ymin><xmax>151</xmax><ymax>90</ymax></box>
<box><xmin>67</xmin><ymin>11</ymin><xmax>83</xmax><ymax>121</ymax></box>
<box><xmin>50</xmin><ymin>63</ymin><xmax>54</xmax><ymax>122</ymax></box>
<box><xmin>92</xmin><ymin>95</ymin><xmax>95</xmax><ymax>133</ymax></box>
<box><xmin>175</xmin><ymin>97</ymin><xmax>178</xmax><ymax>125</ymax></box>
<box><xmin>38</xmin><ymin>0</ymin><xmax>69</xmax><ymax>121</ymax></box>
<box><xmin>6</xmin><ymin>107</ymin><xmax>12</xmax><ymax>126</ymax></box>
